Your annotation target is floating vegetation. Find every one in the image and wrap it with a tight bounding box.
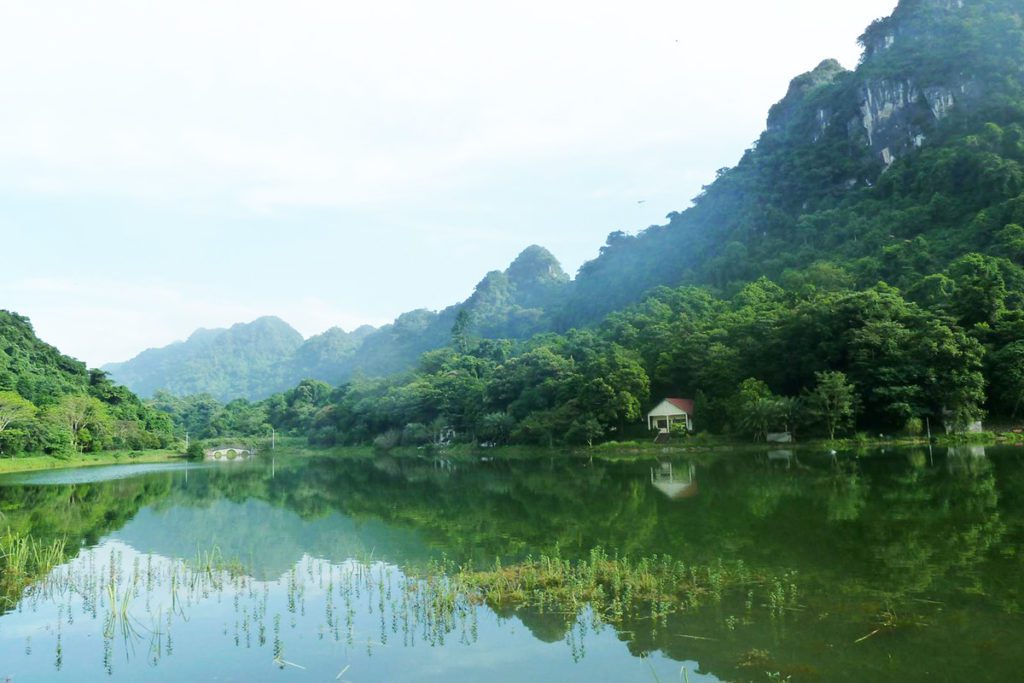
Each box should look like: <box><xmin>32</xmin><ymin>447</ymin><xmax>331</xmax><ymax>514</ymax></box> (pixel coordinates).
<box><xmin>446</xmin><ymin>547</ymin><xmax>799</xmax><ymax>632</ymax></box>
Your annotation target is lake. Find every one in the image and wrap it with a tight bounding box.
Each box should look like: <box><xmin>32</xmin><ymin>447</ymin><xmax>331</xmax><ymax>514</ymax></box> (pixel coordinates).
<box><xmin>1</xmin><ymin>445</ymin><xmax>1021</xmax><ymax>682</ymax></box>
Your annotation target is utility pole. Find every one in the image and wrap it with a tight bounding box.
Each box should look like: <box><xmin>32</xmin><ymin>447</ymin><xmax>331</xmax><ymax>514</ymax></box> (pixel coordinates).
<box><xmin>926</xmin><ymin>417</ymin><xmax>934</xmax><ymax>466</ymax></box>
<box><xmin>272</xmin><ymin>427</ymin><xmax>276</xmax><ymax>450</ymax></box>
<box><xmin>185</xmin><ymin>431</ymin><xmax>189</xmax><ymax>450</ymax></box>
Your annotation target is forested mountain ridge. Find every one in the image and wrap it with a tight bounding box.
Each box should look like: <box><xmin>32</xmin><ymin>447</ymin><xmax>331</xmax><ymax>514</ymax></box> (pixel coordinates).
<box><xmin>103</xmin><ymin>316</ymin><xmax>309</xmax><ymax>401</ymax></box>
<box><xmin>0</xmin><ymin>310</ymin><xmax>174</xmax><ymax>455</ymax></box>
<box><xmin>105</xmin><ymin>246</ymin><xmax>570</xmax><ymax>400</ymax></box>
<box><xmin>559</xmin><ymin>0</ymin><xmax>1024</xmax><ymax>324</ymax></box>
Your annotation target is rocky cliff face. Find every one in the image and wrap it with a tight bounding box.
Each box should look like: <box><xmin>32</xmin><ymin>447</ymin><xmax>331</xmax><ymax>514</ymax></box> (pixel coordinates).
<box><xmin>858</xmin><ymin>78</ymin><xmax>972</xmax><ymax>165</ymax></box>
<box><xmin>767</xmin><ymin>0</ymin><xmax>1008</xmax><ymax>169</ymax></box>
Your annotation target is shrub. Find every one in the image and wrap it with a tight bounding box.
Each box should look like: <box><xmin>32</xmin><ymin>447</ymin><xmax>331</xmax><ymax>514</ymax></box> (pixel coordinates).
<box><xmin>372</xmin><ymin>430</ymin><xmax>400</xmax><ymax>451</ymax></box>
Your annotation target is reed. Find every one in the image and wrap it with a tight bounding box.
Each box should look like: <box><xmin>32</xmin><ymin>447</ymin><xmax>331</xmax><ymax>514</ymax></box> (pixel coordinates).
<box><xmin>0</xmin><ymin>529</ymin><xmax>67</xmax><ymax>609</ymax></box>
<box><xmin>446</xmin><ymin>547</ymin><xmax>786</xmax><ymax>629</ymax></box>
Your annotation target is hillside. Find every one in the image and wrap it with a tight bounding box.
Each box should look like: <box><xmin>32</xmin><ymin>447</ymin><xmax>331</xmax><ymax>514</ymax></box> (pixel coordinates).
<box><xmin>560</xmin><ymin>0</ymin><xmax>1024</xmax><ymax>323</ymax></box>
<box><xmin>104</xmin><ymin>316</ymin><xmax>310</xmax><ymax>401</ymax></box>
<box><xmin>105</xmin><ymin>246</ymin><xmax>570</xmax><ymax>400</ymax></box>
<box><xmin>0</xmin><ymin>310</ymin><xmax>174</xmax><ymax>455</ymax></box>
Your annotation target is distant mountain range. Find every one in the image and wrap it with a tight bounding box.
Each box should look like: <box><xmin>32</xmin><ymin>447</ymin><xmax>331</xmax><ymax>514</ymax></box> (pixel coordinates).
<box><xmin>102</xmin><ymin>316</ymin><xmax>373</xmax><ymax>401</ymax></box>
<box><xmin>103</xmin><ymin>245</ymin><xmax>570</xmax><ymax>400</ymax></box>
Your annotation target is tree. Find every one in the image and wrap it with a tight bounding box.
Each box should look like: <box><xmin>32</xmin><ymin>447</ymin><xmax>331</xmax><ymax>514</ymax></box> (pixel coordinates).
<box><xmin>0</xmin><ymin>391</ymin><xmax>36</xmax><ymax>435</ymax></box>
<box><xmin>808</xmin><ymin>371</ymin><xmax>857</xmax><ymax>440</ymax></box>
<box><xmin>186</xmin><ymin>441</ymin><xmax>205</xmax><ymax>460</ymax></box>
<box><xmin>775</xmin><ymin>396</ymin><xmax>804</xmax><ymax>438</ymax></box>
<box><xmin>734</xmin><ymin>379</ymin><xmax>776</xmax><ymax>441</ymax></box>
<box><xmin>995</xmin><ymin>223</ymin><xmax>1024</xmax><ymax>264</ymax></box>
<box><xmin>47</xmin><ymin>395</ymin><xmax>112</xmax><ymax>452</ymax></box>
<box><xmin>451</xmin><ymin>308</ymin><xmax>474</xmax><ymax>353</ymax></box>
<box><xmin>947</xmin><ymin>253</ymin><xmax>1008</xmax><ymax>328</ymax></box>
<box><xmin>566</xmin><ymin>416</ymin><xmax>605</xmax><ymax>447</ymax></box>
<box><xmin>992</xmin><ymin>341</ymin><xmax>1024</xmax><ymax>417</ymax></box>
<box><xmin>477</xmin><ymin>412</ymin><xmax>516</xmax><ymax>445</ymax></box>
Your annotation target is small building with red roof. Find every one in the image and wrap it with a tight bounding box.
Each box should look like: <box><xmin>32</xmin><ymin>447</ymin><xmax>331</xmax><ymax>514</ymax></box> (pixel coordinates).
<box><xmin>647</xmin><ymin>398</ymin><xmax>694</xmax><ymax>434</ymax></box>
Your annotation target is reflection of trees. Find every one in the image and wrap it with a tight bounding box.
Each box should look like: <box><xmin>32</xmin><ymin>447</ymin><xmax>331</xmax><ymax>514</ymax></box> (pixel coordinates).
<box><xmin>856</xmin><ymin>453</ymin><xmax>1004</xmax><ymax>598</ymax></box>
<box><xmin>3</xmin><ymin>449</ymin><xmax>1024</xmax><ymax>681</ymax></box>
<box><xmin>3</xmin><ymin>451</ymin><xmax>1017</xmax><ymax>609</ymax></box>
<box><xmin>0</xmin><ymin>475</ymin><xmax>173</xmax><ymax>547</ymax></box>
<box><xmin>821</xmin><ymin>461</ymin><xmax>867</xmax><ymax>522</ymax></box>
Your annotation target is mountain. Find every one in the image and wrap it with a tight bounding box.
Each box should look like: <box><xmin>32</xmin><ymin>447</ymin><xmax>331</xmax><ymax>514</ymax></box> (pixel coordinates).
<box><xmin>103</xmin><ymin>316</ymin><xmax>307</xmax><ymax>401</ymax></box>
<box><xmin>327</xmin><ymin>244</ymin><xmax>570</xmax><ymax>380</ymax></box>
<box><xmin>105</xmin><ymin>246</ymin><xmax>570</xmax><ymax>400</ymax></box>
<box><xmin>291</xmin><ymin>325</ymin><xmax>376</xmax><ymax>381</ymax></box>
<box><xmin>558</xmin><ymin>0</ymin><xmax>1024</xmax><ymax>324</ymax></box>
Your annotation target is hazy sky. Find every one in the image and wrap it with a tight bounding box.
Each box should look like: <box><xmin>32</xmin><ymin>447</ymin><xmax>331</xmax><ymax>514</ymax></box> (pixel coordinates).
<box><xmin>0</xmin><ymin>0</ymin><xmax>898</xmax><ymax>366</ymax></box>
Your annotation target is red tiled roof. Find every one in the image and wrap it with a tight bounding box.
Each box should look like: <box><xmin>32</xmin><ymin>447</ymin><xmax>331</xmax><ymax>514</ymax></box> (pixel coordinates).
<box><xmin>665</xmin><ymin>398</ymin><xmax>694</xmax><ymax>415</ymax></box>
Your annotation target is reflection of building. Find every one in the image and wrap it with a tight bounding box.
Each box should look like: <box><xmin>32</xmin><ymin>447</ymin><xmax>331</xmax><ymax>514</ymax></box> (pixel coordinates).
<box><xmin>650</xmin><ymin>461</ymin><xmax>698</xmax><ymax>499</ymax></box>
<box><xmin>946</xmin><ymin>445</ymin><xmax>988</xmax><ymax>475</ymax></box>
<box><xmin>947</xmin><ymin>445</ymin><xmax>987</xmax><ymax>459</ymax></box>
<box><xmin>647</xmin><ymin>398</ymin><xmax>694</xmax><ymax>434</ymax></box>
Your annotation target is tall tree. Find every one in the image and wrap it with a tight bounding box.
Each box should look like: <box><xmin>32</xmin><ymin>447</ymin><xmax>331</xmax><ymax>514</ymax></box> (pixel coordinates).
<box><xmin>47</xmin><ymin>395</ymin><xmax>111</xmax><ymax>452</ymax></box>
<box><xmin>0</xmin><ymin>391</ymin><xmax>35</xmax><ymax>434</ymax></box>
<box><xmin>808</xmin><ymin>371</ymin><xmax>857</xmax><ymax>440</ymax></box>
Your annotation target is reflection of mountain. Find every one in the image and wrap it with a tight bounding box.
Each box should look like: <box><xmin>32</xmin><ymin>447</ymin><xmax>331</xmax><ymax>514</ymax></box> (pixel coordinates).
<box><xmin>112</xmin><ymin>498</ymin><xmax>433</xmax><ymax>581</ymax></box>
<box><xmin>2</xmin><ymin>448</ymin><xmax>1023</xmax><ymax>682</ymax></box>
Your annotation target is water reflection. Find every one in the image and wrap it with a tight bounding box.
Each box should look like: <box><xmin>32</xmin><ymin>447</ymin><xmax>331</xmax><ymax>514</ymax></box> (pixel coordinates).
<box><xmin>1</xmin><ymin>447</ymin><xmax>1023</xmax><ymax>682</ymax></box>
<box><xmin>650</xmin><ymin>460</ymin><xmax>698</xmax><ymax>499</ymax></box>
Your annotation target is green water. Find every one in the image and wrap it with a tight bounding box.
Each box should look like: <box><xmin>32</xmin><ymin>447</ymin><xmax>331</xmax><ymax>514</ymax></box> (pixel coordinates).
<box><xmin>0</xmin><ymin>446</ymin><xmax>1021</xmax><ymax>681</ymax></box>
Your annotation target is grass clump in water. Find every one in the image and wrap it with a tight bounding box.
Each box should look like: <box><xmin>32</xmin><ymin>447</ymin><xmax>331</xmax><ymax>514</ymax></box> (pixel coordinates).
<box><xmin>0</xmin><ymin>529</ymin><xmax>67</xmax><ymax>609</ymax></box>
<box><xmin>449</xmin><ymin>547</ymin><xmax>786</xmax><ymax>628</ymax></box>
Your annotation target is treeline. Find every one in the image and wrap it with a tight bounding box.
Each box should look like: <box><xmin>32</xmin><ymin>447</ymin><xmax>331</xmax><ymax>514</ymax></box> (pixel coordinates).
<box><xmin>0</xmin><ymin>312</ymin><xmax>175</xmax><ymax>457</ymax></box>
<box><xmin>157</xmin><ymin>246</ymin><xmax>1022</xmax><ymax>446</ymax></box>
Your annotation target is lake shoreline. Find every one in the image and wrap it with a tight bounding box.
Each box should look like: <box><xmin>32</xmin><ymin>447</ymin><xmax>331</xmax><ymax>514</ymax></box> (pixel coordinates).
<box><xmin>0</xmin><ymin>449</ymin><xmax>186</xmax><ymax>476</ymax></box>
<box><xmin>0</xmin><ymin>432</ymin><xmax>1014</xmax><ymax>476</ymax></box>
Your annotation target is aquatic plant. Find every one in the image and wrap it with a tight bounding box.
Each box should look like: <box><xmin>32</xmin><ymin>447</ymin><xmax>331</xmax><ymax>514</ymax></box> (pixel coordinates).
<box><xmin>0</xmin><ymin>529</ymin><xmax>66</xmax><ymax>609</ymax></box>
<box><xmin>439</xmin><ymin>547</ymin><xmax>795</xmax><ymax>631</ymax></box>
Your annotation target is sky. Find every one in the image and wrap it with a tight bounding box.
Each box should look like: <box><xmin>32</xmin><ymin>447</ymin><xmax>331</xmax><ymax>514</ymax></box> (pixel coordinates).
<box><xmin>0</xmin><ymin>0</ymin><xmax>899</xmax><ymax>367</ymax></box>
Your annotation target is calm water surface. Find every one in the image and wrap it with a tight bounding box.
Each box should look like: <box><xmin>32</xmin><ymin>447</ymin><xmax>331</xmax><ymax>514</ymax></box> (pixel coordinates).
<box><xmin>1</xmin><ymin>446</ymin><xmax>1022</xmax><ymax>682</ymax></box>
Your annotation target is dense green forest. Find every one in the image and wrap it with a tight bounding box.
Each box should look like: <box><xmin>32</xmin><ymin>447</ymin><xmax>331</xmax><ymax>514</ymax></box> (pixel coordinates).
<box><xmin>0</xmin><ymin>311</ymin><xmax>175</xmax><ymax>457</ymax></box>
<box><xmin>155</xmin><ymin>258</ymin><xmax>1017</xmax><ymax>447</ymax></box>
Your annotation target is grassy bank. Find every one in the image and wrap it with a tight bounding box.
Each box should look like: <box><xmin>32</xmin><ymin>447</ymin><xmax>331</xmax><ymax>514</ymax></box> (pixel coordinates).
<box><xmin>0</xmin><ymin>449</ymin><xmax>185</xmax><ymax>476</ymax></box>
